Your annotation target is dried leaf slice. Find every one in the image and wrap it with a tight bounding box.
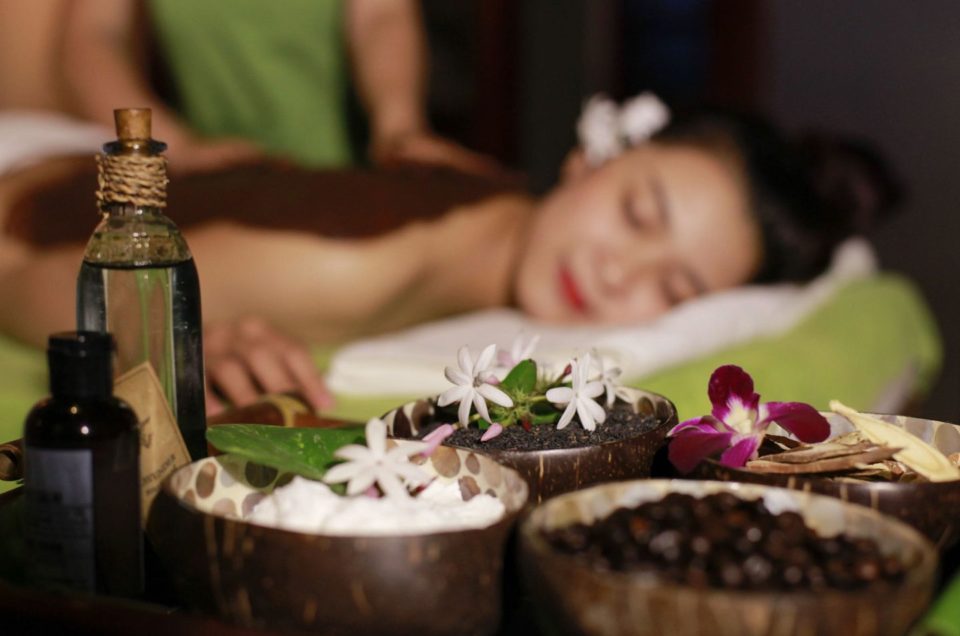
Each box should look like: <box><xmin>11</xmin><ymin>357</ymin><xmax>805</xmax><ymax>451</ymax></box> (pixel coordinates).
<box><xmin>841</xmin><ymin>460</ymin><xmax>910</xmax><ymax>482</ymax></box>
<box><xmin>746</xmin><ymin>445</ymin><xmax>901</xmax><ymax>475</ymax></box>
<box><xmin>764</xmin><ymin>434</ymin><xmax>802</xmax><ymax>450</ymax></box>
<box><xmin>761</xmin><ymin>441</ymin><xmax>885</xmax><ymax>465</ymax></box>
<box><xmin>830</xmin><ymin>401</ymin><xmax>960</xmax><ymax>482</ymax></box>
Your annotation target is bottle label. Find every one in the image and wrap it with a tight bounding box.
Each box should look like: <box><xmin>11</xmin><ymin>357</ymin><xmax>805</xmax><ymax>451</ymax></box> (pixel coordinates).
<box><xmin>114</xmin><ymin>362</ymin><xmax>191</xmax><ymax>525</ymax></box>
<box><xmin>24</xmin><ymin>448</ymin><xmax>95</xmax><ymax>592</ymax></box>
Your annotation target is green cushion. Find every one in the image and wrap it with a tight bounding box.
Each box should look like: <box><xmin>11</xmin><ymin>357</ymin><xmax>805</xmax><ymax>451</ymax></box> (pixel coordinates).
<box><xmin>916</xmin><ymin>569</ymin><xmax>960</xmax><ymax>635</ymax></box>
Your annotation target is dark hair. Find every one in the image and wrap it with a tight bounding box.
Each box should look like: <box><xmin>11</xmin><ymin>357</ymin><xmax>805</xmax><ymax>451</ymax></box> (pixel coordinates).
<box><xmin>652</xmin><ymin>109</ymin><xmax>902</xmax><ymax>283</ymax></box>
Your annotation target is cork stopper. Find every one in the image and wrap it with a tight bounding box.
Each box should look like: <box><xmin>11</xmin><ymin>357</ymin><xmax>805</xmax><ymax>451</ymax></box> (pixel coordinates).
<box><xmin>98</xmin><ymin>107</ymin><xmax>168</xmax><ymax>209</ymax></box>
<box><xmin>114</xmin><ymin>108</ymin><xmax>152</xmax><ymax>141</ymax></box>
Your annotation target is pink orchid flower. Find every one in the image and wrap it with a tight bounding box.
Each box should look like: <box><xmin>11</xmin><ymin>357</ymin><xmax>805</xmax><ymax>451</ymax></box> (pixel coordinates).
<box><xmin>667</xmin><ymin>365</ymin><xmax>830</xmax><ymax>474</ymax></box>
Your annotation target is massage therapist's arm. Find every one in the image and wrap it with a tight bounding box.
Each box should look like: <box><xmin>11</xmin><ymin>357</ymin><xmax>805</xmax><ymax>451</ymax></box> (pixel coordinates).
<box><xmin>60</xmin><ymin>0</ymin><xmax>261</xmax><ymax>172</ymax></box>
<box><xmin>346</xmin><ymin>0</ymin><xmax>427</xmax><ymax>154</ymax></box>
<box><xmin>345</xmin><ymin>0</ymin><xmax>500</xmax><ymax>174</ymax></box>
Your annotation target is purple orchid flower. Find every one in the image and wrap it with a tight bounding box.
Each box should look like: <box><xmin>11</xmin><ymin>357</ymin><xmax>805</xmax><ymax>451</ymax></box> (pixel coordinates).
<box><xmin>667</xmin><ymin>365</ymin><xmax>830</xmax><ymax>474</ymax></box>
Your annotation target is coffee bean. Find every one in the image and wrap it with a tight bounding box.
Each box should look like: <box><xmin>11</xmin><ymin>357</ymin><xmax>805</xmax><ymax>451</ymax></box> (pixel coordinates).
<box><xmin>882</xmin><ymin>555</ymin><xmax>905</xmax><ymax>578</ymax></box>
<box><xmin>854</xmin><ymin>557</ymin><xmax>881</xmax><ymax>582</ymax></box>
<box><xmin>690</xmin><ymin>499</ymin><xmax>713</xmax><ymax>520</ymax></box>
<box><xmin>650</xmin><ymin>529</ymin><xmax>683</xmax><ymax>562</ymax></box>
<box><xmin>744</xmin><ymin>555</ymin><xmax>774</xmax><ymax>585</ymax></box>
<box><xmin>713</xmin><ymin>492</ymin><xmax>741</xmax><ymax>512</ymax></box>
<box><xmin>549</xmin><ymin>524</ymin><xmax>591</xmax><ymax>552</ymax></box>
<box><xmin>733</xmin><ymin>536</ymin><xmax>755</xmax><ymax>556</ymax></box>
<box><xmin>690</xmin><ymin>534</ymin><xmax>711</xmax><ymax>557</ymax></box>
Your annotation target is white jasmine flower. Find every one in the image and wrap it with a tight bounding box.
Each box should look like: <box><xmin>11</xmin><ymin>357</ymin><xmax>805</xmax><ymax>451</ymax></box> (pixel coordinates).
<box><xmin>323</xmin><ymin>418</ymin><xmax>430</xmax><ymax>499</ymax></box>
<box><xmin>545</xmin><ymin>353</ymin><xmax>607</xmax><ymax>431</ymax></box>
<box><xmin>438</xmin><ymin>345</ymin><xmax>514</xmax><ymax>427</ymax></box>
<box><xmin>590</xmin><ymin>350</ymin><xmax>632</xmax><ymax>408</ymax></box>
<box><xmin>619</xmin><ymin>92</ymin><xmax>670</xmax><ymax>145</ymax></box>
<box><xmin>577</xmin><ymin>95</ymin><xmax>624</xmax><ymax>166</ymax></box>
<box><xmin>497</xmin><ymin>331</ymin><xmax>541</xmax><ymax>368</ymax></box>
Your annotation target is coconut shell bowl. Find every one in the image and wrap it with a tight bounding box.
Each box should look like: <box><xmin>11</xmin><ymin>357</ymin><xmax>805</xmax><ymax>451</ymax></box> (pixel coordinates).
<box><xmin>381</xmin><ymin>387</ymin><xmax>677</xmax><ymax>504</ymax></box>
<box><xmin>519</xmin><ymin>479</ymin><xmax>937</xmax><ymax>636</ymax></box>
<box><xmin>146</xmin><ymin>442</ymin><xmax>529</xmax><ymax>636</ymax></box>
<box><xmin>692</xmin><ymin>412</ymin><xmax>960</xmax><ymax>549</ymax></box>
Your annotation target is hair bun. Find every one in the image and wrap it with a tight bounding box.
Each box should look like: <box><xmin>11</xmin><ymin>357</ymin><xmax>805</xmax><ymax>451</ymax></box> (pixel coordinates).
<box><xmin>797</xmin><ymin>133</ymin><xmax>903</xmax><ymax>236</ymax></box>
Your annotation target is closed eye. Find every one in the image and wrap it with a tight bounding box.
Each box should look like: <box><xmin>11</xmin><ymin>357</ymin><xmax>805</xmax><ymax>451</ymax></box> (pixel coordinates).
<box><xmin>623</xmin><ymin>192</ymin><xmax>657</xmax><ymax>231</ymax></box>
<box><xmin>623</xmin><ymin>193</ymin><xmax>646</xmax><ymax>230</ymax></box>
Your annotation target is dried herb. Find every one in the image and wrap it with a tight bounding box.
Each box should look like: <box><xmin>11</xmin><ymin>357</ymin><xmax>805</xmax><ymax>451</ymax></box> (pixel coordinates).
<box><xmin>830</xmin><ymin>401</ymin><xmax>960</xmax><ymax>482</ymax></box>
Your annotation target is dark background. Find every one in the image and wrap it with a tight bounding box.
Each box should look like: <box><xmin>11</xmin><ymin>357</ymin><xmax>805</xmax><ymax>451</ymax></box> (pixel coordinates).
<box><xmin>422</xmin><ymin>0</ymin><xmax>958</xmax><ymax>423</ymax></box>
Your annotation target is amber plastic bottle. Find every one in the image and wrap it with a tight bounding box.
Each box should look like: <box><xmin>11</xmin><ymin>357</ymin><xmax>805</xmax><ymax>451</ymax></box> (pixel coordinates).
<box><xmin>23</xmin><ymin>331</ymin><xmax>143</xmax><ymax>597</ymax></box>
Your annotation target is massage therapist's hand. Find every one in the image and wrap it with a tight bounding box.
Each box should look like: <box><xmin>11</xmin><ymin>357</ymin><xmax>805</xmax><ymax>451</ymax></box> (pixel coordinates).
<box><xmin>203</xmin><ymin>317</ymin><xmax>335</xmax><ymax>416</ymax></box>
<box><xmin>371</xmin><ymin>131</ymin><xmax>504</xmax><ymax>177</ymax></box>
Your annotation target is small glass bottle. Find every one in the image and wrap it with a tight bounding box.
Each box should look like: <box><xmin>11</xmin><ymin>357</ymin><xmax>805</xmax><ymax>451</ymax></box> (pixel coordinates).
<box><xmin>23</xmin><ymin>331</ymin><xmax>142</xmax><ymax>597</ymax></box>
<box><xmin>77</xmin><ymin>108</ymin><xmax>206</xmax><ymax>460</ymax></box>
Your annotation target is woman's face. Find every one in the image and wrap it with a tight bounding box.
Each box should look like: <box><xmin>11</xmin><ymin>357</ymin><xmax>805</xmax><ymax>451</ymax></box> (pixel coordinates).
<box><xmin>514</xmin><ymin>143</ymin><xmax>761</xmax><ymax>324</ymax></box>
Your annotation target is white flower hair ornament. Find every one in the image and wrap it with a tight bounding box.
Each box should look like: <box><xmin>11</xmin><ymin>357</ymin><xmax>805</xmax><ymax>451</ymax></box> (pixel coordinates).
<box><xmin>577</xmin><ymin>91</ymin><xmax>670</xmax><ymax>167</ymax></box>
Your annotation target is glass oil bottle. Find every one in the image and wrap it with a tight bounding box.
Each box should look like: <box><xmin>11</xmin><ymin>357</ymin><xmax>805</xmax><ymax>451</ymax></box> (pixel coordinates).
<box><xmin>77</xmin><ymin>108</ymin><xmax>206</xmax><ymax>459</ymax></box>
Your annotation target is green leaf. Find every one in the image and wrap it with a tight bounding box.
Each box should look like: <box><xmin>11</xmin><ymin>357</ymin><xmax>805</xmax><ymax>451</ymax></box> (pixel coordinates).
<box><xmin>531</xmin><ymin>400</ymin><xmax>559</xmax><ymax>415</ymax></box>
<box><xmin>206</xmin><ymin>424</ymin><xmax>365</xmax><ymax>480</ymax></box>
<box><xmin>501</xmin><ymin>359</ymin><xmax>537</xmax><ymax>394</ymax></box>
<box><xmin>532</xmin><ymin>412</ymin><xmax>559</xmax><ymax>426</ymax></box>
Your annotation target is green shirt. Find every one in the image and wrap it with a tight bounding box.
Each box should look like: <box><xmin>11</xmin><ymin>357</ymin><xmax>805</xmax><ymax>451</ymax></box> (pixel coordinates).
<box><xmin>149</xmin><ymin>0</ymin><xmax>353</xmax><ymax>167</ymax></box>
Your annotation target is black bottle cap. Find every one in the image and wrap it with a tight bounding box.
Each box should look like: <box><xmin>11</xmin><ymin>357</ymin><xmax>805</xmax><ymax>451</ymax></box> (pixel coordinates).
<box><xmin>47</xmin><ymin>331</ymin><xmax>115</xmax><ymax>398</ymax></box>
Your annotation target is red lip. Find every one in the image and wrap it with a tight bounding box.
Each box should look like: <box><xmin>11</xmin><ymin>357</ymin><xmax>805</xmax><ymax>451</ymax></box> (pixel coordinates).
<box><xmin>559</xmin><ymin>265</ymin><xmax>588</xmax><ymax>314</ymax></box>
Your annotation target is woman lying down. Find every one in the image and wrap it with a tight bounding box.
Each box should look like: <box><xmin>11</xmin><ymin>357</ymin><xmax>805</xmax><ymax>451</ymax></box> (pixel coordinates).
<box><xmin>0</xmin><ymin>100</ymin><xmax>898</xmax><ymax>414</ymax></box>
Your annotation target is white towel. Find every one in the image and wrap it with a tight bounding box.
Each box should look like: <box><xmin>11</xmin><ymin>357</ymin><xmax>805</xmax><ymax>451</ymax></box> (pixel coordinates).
<box><xmin>0</xmin><ymin>110</ymin><xmax>108</xmax><ymax>176</ymax></box>
<box><xmin>328</xmin><ymin>239</ymin><xmax>877</xmax><ymax>396</ymax></box>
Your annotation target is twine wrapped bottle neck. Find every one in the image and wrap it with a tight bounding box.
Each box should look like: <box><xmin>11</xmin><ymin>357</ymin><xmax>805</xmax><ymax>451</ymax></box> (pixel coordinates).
<box><xmin>96</xmin><ymin>152</ymin><xmax>169</xmax><ymax>210</ymax></box>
